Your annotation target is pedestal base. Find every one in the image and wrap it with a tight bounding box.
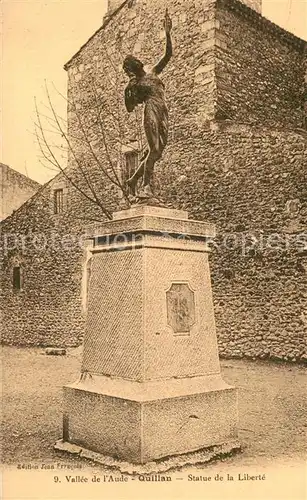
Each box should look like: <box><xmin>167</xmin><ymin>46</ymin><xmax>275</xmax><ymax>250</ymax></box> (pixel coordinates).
<box><xmin>54</xmin><ymin>438</ymin><xmax>241</xmax><ymax>474</ymax></box>
<box><xmin>58</xmin><ymin>206</ymin><xmax>240</xmax><ymax>466</ymax></box>
<box><xmin>60</xmin><ymin>375</ymin><xmax>238</xmax><ymax>464</ymax></box>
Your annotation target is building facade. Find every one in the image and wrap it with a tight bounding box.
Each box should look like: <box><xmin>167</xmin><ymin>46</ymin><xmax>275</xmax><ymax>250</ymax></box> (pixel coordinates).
<box><xmin>1</xmin><ymin>0</ymin><xmax>306</xmax><ymax>362</ymax></box>
<box><xmin>0</xmin><ymin>164</ymin><xmax>41</xmax><ymax>221</ymax></box>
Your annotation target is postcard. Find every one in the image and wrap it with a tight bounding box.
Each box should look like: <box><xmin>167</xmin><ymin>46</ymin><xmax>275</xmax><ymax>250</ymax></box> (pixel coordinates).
<box><xmin>1</xmin><ymin>0</ymin><xmax>306</xmax><ymax>499</ymax></box>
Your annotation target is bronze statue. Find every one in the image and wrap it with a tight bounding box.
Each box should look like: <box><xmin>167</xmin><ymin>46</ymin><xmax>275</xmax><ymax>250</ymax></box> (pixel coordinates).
<box><xmin>123</xmin><ymin>9</ymin><xmax>172</xmax><ymax>199</ymax></box>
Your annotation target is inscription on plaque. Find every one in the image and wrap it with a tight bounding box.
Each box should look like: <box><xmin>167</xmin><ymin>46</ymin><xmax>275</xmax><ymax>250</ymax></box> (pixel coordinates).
<box><xmin>166</xmin><ymin>283</ymin><xmax>196</xmax><ymax>334</ymax></box>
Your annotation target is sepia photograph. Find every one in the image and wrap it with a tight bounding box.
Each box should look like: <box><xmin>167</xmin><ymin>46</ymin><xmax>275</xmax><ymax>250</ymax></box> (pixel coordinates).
<box><xmin>1</xmin><ymin>0</ymin><xmax>307</xmax><ymax>498</ymax></box>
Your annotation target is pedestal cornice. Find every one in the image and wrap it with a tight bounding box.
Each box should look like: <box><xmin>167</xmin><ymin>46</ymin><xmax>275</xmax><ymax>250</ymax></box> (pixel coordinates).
<box><xmin>87</xmin><ymin>206</ymin><xmax>216</xmax><ymax>245</ymax></box>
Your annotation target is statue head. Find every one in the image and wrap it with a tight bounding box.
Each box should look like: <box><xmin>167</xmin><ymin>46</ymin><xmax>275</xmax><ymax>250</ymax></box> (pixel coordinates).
<box><xmin>123</xmin><ymin>55</ymin><xmax>145</xmax><ymax>77</ymax></box>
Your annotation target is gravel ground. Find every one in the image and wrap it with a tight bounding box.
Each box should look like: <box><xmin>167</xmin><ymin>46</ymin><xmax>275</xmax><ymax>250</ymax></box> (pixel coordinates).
<box><xmin>2</xmin><ymin>346</ymin><xmax>307</xmax><ymax>469</ymax></box>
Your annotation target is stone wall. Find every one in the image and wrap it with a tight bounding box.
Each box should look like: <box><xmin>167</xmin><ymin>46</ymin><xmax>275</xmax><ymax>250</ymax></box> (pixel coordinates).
<box><xmin>64</xmin><ymin>0</ymin><xmax>307</xmax><ymax>363</ymax></box>
<box><xmin>65</xmin><ymin>0</ymin><xmax>305</xmax><ymax>133</ymax></box>
<box><xmin>0</xmin><ymin>164</ymin><xmax>41</xmax><ymax>221</ymax></box>
<box><xmin>107</xmin><ymin>0</ymin><xmax>126</xmax><ymax>14</ymax></box>
<box><xmin>241</xmin><ymin>0</ymin><xmax>262</xmax><ymax>12</ymax></box>
<box><xmin>1</xmin><ymin>123</ymin><xmax>306</xmax><ymax>362</ymax></box>
<box><xmin>215</xmin><ymin>0</ymin><xmax>306</xmax><ymax>128</ymax></box>
<box><xmin>157</xmin><ymin>122</ymin><xmax>307</xmax><ymax>363</ymax></box>
<box><xmin>0</xmin><ymin>170</ymin><xmax>113</xmax><ymax>347</ymax></box>
<box><xmin>107</xmin><ymin>0</ymin><xmax>263</xmax><ymax>17</ymax></box>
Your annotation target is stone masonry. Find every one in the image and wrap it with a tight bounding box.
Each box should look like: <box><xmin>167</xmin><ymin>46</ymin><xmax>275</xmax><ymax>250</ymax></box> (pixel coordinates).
<box><xmin>0</xmin><ymin>0</ymin><xmax>306</xmax><ymax>363</ymax></box>
<box><xmin>0</xmin><ymin>164</ymin><xmax>41</xmax><ymax>221</ymax></box>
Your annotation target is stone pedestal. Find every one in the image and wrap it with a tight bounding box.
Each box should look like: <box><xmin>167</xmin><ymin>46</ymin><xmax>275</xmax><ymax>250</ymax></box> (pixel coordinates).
<box><xmin>60</xmin><ymin>206</ymin><xmax>239</xmax><ymax>464</ymax></box>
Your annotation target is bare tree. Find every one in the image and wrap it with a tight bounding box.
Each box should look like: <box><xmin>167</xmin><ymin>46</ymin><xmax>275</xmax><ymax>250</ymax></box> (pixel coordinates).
<box><xmin>34</xmin><ymin>15</ymin><xmax>147</xmax><ymax>220</ymax></box>
<box><xmin>34</xmin><ymin>80</ymin><xmax>146</xmax><ymax>220</ymax></box>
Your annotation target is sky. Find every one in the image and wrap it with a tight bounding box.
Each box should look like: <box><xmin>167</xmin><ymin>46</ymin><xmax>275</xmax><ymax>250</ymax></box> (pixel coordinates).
<box><xmin>1</xmin><ymin>0</ymin><xmax>307</xmax><ymax>184</ymax></box>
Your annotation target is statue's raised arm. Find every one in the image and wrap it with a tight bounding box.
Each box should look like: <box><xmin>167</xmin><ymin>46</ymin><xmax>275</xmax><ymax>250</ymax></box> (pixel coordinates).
<box><xmin>152</xmin><ymin>9</ymin><xmax>172</xmax><ymax>75</ymax></box>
